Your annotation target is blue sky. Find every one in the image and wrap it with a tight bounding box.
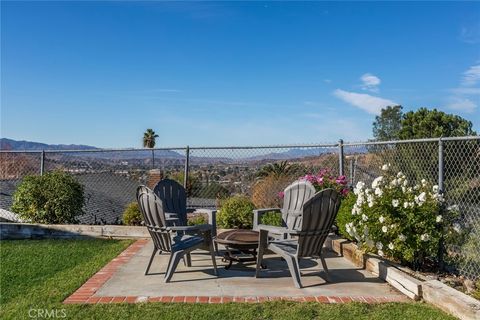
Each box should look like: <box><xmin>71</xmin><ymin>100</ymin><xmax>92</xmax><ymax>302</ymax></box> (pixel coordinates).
<box><xmin>1</xmin><ymin>1</ymin><xmax>479</xmax><ymax>148</ymax></box>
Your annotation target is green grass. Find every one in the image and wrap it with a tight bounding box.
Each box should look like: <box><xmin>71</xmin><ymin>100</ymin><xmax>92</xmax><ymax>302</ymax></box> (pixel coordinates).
<box><xmin>0</xmin><ymin>239</ymin><xmax>456</xmax><ymax>320</ymax></box>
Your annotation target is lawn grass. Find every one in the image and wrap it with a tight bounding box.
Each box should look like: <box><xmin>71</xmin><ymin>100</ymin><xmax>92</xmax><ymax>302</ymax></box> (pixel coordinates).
<box><xmin>0</xmin><ymin>239</ymin><xmax>456</xmax><ymax>320</ymax></box>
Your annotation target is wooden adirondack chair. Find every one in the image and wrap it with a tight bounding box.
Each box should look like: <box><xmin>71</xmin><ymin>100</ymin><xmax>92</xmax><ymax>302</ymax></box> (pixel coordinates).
<box><xmin>255</xmin><ymin>189</ymin><xmax>341</xmax><ymax>288</ymax></box>
<box><xmin>253</xmin><ymin>180</ymin><xmax>316</xmax><ymax>237</ymax></box>
<box><xmin>136</xmin><ymin>186</ymin><xmax>217</xmax><ymax>281</ymax></box>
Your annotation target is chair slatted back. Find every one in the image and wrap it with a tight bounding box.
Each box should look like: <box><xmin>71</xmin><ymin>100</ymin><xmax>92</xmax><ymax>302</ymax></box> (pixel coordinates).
<box><xmin>281</xmin><ymin>181</ymin><xmax>316</xmax><ymax>230</ymax></box>
<box><xmin>297</xmin><ymin>189</ymin><xmax>341</xmax><ymax>258</ymax></box>
<box><xmin>137</xmin><ymin>186</ymin><xmax>173</xmax><ymax>252</ymax></box>
<box><xmin>153</xmin><ymin>179</ymin><xmax>188</xmax><ymax>226</ymax></box>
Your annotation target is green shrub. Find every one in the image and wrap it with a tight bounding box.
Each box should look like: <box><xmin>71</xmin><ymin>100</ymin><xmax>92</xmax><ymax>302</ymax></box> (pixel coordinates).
<box><xmin>260</xmin><ymin>211</ymin><xmax>283</xmax><ymax>227</ymax></box>
<box><xmin>335</xmin><ymin>192</ymin><xmax>356</xmax><ymax>240</ymax></box>
<box><xmin>122</xmin><ymin>202</ymin><xmax>143</xmax><ymax>226</ymax></box>
<box><xmin>12</xmin><ymin>171</ymin><xmax>84</xmax><ymax>224</ymax></box>
<box><xmin>344</xmin><ymin>165</ymin><xmax>459</xmax><ymax>269</ymax></box>
<box><xmin>187</xmin><ymin>214</ymin><xmax>208</xmax><ymax>226</ymax></box>
<box><xmin>217</xmin><ymin>196</ymin><xmax>255</xmax><ymax>229</ymax></box>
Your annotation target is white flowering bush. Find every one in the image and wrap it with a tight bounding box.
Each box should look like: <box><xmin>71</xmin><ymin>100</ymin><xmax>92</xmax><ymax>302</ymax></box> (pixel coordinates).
<box><xmin>345</xmin><ymin>163</ymin><xmax>458</xmax><ymax>269</ymax></box>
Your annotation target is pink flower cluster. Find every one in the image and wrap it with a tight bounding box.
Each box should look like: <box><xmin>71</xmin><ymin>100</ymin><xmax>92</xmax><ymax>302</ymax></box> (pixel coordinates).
<box><xmin>300</xmin><ymin>169</ymin><xmax>349</xmax><ymax>196</ymax></box>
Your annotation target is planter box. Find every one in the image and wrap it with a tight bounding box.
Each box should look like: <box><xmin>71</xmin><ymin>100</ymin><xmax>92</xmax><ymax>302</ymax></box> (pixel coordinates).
<box><xmin>423</xmin><ymin>280</ymin><xmax>480</xmax><ymax>320</ymax></box>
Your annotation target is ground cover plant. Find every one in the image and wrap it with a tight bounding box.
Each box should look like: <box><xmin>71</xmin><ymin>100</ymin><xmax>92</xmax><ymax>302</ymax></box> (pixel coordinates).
<box><xmin>0</xmin><ymin>239</ymin><xmax>456</xmax><ymax>320</ymax></box>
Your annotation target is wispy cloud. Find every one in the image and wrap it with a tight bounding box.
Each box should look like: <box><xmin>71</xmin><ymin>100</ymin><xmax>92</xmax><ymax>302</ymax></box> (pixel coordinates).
<box><xmin>333</xmin><ymin>89</ymin><xmax>397</xmax><ymax>115</ymax></box>
<box><xmin>445</xmin><ymin>63</ymin><xmax>479</xmax><ymax>113</ymax></box>
<box><xmin>450</xmin><ymin>87</ymin><xmax>480</xmax><ymax>95</ymax></box>
<box><xmin>360</xmin><ymin>73</ymin><xmax>381</xmax><ymax>92</ymax></box>
<box><xmin>462</xmin><ymin>64</ymin><xmax>480</xmax><ymax>86</ymax></box>
<box><xmin>446</xmin><ymin>97</ymin><xmax>477</xmax><ymax>113</ymax></box>
<box><xmin>460</xmin><ymin>24</ymin><xmax>480</xmax><ymax>44</ymax></box>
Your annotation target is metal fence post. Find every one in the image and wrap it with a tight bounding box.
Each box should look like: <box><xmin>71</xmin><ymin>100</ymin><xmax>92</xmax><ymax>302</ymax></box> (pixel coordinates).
<box><xmin>338</xmin><ymin>139</ymin><xmax>344</xmax><ymax>176</ymax></box>
<box><xmin>184</xmin><ymin>146</ymin><xmax>190</xmax><ymax>189</ymax></box>
<box><xmin>40</xmin><ymin>150</ymin><xmax>45</xmax><ymax>175</ymax></box>
<box><xmin>349</xmin><ymin>157</ymin><xmax>355</xmax><ymax>187</ymax></box>
<box><xmin>438</xmin><ymin>138</ymin><xmax>444</xmax><ymax>194</ymax></box>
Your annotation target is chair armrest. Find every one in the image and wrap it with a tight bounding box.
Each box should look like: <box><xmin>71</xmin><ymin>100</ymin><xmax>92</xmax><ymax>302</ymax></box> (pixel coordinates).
<box><xmin>165</xmin><ymin>212</ymin><xmax>178</xmax><ymax>219</ymax></box>
<box><xmin>257</xmin><ymin>224</ymin><xmax>300</xmax><ymax>235</ymax></box>
<box><xmin>167</xmin><ymin>224</ymin><xmax>210</xmax><ymax>232</ymax></box>
<box><xmin>253</xmin><ymin>208</ymin><xmax>281</xmax><ymax>230</ymax></box>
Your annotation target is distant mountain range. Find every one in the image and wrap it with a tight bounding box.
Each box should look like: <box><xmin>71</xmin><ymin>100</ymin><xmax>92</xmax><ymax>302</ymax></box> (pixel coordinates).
<box><xmin>0</xmin><ymin>138</ymin><xmax>98</xmax><ymax>151</ymax></box>
<box><xmin>0</xmin><ymin>138</ymin><xmax>366</xmax><ymax>162</ymax></box>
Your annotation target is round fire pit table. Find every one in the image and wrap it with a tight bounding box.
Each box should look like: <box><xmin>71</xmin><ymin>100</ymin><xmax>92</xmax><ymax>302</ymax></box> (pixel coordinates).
<box><xmin>215</xmin><ymin>229</ymin><xmax>266</xmax><ymax>270</ymax></box>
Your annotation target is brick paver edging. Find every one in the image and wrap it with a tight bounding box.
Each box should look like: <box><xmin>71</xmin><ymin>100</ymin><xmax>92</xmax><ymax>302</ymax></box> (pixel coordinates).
<box><xmin>64</xmin><ymin>240</ymin><xmax>406</xmax><ymax>305</ymax></box>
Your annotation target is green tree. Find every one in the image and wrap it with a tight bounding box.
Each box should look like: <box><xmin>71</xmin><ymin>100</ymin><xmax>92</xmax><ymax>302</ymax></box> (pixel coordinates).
<box><xmin>372</xmin><ymin>105</ymin><xmax>403</xmax><ymax>141</ymax></box>
<box><xmin>399</xmin><ymin>108</ymin><xmax>476</xmax><ymax>139</ymax></box>
<box><xmin>257</xmin><ymin>161</ymin><xmax>301</xmax><ymax>178</ymax></box>
<box><xmin>142</xmin><ymin>129</ymin><xmax>159</xmax><ymax>168</ymax></box>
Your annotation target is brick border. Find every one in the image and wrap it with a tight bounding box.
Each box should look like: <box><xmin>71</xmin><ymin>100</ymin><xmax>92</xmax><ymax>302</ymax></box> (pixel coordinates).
<box><xmin>64</xmin><ymin>239</ymin><xmax>406</xmax><ymax>305</ymax></box>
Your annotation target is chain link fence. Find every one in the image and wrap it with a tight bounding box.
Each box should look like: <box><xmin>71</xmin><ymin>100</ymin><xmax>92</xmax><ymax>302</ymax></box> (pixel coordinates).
<box><xmin>1</xmin><ymin>136</ymin><xmax>479</xmax><ymax>278</ymax></box>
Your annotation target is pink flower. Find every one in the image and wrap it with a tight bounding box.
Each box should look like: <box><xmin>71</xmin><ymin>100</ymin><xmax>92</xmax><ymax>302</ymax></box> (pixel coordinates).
<box><xmin>278</xmin><ymin>191</ymin><xmax>285</xmax><ymax>199</ymax></box>
<box><xmin>341</xmin><ymin>188</ymin><xmax>350</xmax><ymax>196</ymax></box>
<box><xmin>336</xmin><ymin>175</ymin><xmax>347</xmax><ymax>185</ymax></box>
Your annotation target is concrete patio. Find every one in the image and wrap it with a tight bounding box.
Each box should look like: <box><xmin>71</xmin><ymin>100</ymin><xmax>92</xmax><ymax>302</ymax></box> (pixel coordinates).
<box><xmin>81</xmin><ymin>240</ymin><xmax>407</xmax><ymax>302</ymax></box>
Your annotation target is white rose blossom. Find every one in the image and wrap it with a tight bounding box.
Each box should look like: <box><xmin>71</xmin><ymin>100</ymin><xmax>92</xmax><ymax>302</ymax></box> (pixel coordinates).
<box><xmin>420</xmin><ymin>233</ymin><xmax>430</xmax><ymax>241</ymax></box>
<box><xmin>436</xmin><ymin>215</ymin><xmax>443</xmax><ymax>223</ymax></box>
<box><xmin>398</xmin><ymin>234</ymin><xmax>406</xmax><ymax>242</ymax></box>
<box><xmin>382</xmin><ymin>226</ymin><xmax>388</xmax><ymax>233</ymax></box>
<box><xmin>376</xmin><ymin>242</ymin><xmax>383</xmax><ymax>250</ymax></box>
<box><xmin>388</xmin><ymin>242</ymin><xmax>394</xmax><ymax>250</ymax></box>
<box><xmin>362</xmin><ymin>214</ymin><xmax>368</xmax><ymax>221</ymax></box>
<box><xmin>381</xmin><ymin>164</ymin><xmax>390</xmax><ymax>171</ymax></box>
<box><xmin>392</xmin><ymin>199</ymin><xmax>399</xmax><ymax>207</ymax></box>
<box><xmin>379</xmin><ymin>215</ymin><xmax>385</xmax><ymax>223</ymax></box>
<box><xmin>377</xmin><ymin>250</ymin><xmax>384</xmax><ymax>257</ymax></box>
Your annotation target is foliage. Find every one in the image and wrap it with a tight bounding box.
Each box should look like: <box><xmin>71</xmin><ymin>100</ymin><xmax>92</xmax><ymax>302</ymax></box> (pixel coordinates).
<box><xmin>399</xmin><ymin>108</ymin><xmax>476</xmax><ymax>139</ymax></box>
<box><xmin>0</xmin><ymin>240</ymin><xmax>456</xmax><ymax>319</ymax></box>
<box><xmin>122</xmin><ymin>202</ymin><xmax>143</xmax><ymax>226</ymax></box>
<box><xmin>192</xmin><ymin>182</ymin><xmax>230</xmax><ymax>199</ymax></box>
<box><xmin>12</xmin><ymin>171</ymin><xmax>85</xmax><ymax>224</ymax></box>
<box><xmin>142</xmin><ymin>128</ymin><xmax>159</xmax><ymax>148</ymax></box>
<box><xmin>257</xmin><ymin>161</ymin><xmax>303</xmax><ymax>178</ymax></box>
<box><xmin>299</xmin><ymin>169</ymin><xmax>350</xmax><ymax>197</ymax></box>
<box><xmin>260</xmin><ymin>211</ymin><xmax>283</xmax><ymax>227</ymax></box>
<box><xmin>335</xmin><ymin>192</ymin><xmax>357</xmax><ymax>240</ymax></box>
<box><xmin>344</xmin><ymin>164</ymin><xmax>460</xmax><ymax>269</ymax></box>
<box><xmin>217</xmin><ymin>195</ymin><xmax>256</xmax><ymax>229</ymax></box>
<box><xmin>251</xmin><ymin>175</ymin><xmax>293</xmax><ymax>208</ymax></box>
<box><xmin>187</xmin><ymin>213</ymin><xmax>208</xmax><ymax>226</ymax></box>
<box><xmin>373</xmin><ymin>105</ymin><xmax>403</xmax><ymax>141</ymax></box>
<box><xmin>459</xmin><ymin>227</ymin><xmax>480</xmax><ymax>273</ymax></box>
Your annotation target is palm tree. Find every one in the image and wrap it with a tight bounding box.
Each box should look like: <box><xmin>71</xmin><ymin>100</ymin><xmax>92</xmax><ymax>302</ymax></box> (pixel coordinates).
<box><xmin>257</xmin><ymin>161</ymin><xmax>300</xmax><ymax>178</ymax></box>
<box><xmin>143</xmin><ymin>129</ymin><xmax>159</xmax><ymax>168</ymax></box>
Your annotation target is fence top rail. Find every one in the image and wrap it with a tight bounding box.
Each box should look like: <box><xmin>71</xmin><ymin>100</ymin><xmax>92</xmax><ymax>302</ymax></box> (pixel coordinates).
<box><xmin>0</xmin><ymin>136</ymin><xmax>477</xmax><ymax>153</ymax></box>
<box><xmin>343</xmin><ymin>135</ymin><xmax>480</xmax><ymax>147</ymax></box>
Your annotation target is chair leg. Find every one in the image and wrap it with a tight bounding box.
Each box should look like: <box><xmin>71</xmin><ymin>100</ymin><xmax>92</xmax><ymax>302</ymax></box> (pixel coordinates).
<box><xmin>256</xmin><ymin>229</ymin><xmax>269</xmax><ymax>278</ymax></box>
<box><xmin>145</xmin><ymin>248</ymin><xmax>158</xmax><ymax>275</ymax></box>
<box><xmin>164</xmin><ymin>251</ymin><xmax>184</xmax><ymax>283</ymax></box>
<box><xmin>186</xmin><ymin>253</ymin><xmax>192</xmax><ymax>267</ymax></box>
<box><xmin>284</xmin><ymin>255</ymin><xmax>302</xmax><ymax>288</ymax></box>
<box><xmin>255</xmin><ymin>243</ymin><xmax>265</xmax><ymax>278</ymax></box>
<box><xmin>319</xmin><ymin>254</ymin><xmax>331</xmax><ymax>282</ymax></box>
<box><xmin>208</xmin><ymin>240</ymin><xmax>218</xmax><ymax>276</ymax></box>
